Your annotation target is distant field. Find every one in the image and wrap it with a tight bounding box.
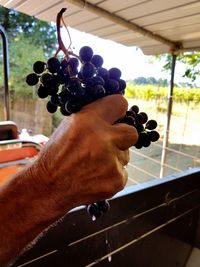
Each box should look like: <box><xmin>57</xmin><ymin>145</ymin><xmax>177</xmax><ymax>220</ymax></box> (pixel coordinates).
<box><xmin>125</xmin><ymin>93</ymin><xmax>200</xmax><ymax>186</ymax></box>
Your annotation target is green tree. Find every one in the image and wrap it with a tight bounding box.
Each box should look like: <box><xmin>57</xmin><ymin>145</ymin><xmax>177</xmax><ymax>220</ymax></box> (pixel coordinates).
<box><xmin>0</xmin><ymin>6</ymin><xmax>57</xmax><ymax>97</ymax></box>
<box><xmin>0</xmin><ymin>6</ymin><xmax>57</xmax><ymax>57</ymax></box>
<box><xmin>7</xmin><ymin>35</ymin><xmax>45</xmax><ymax>97</ymax></box>
<box><xmin>150</xmin><ymin>52</ymin><xmax>200</xmax><ymax>83</ymax></box>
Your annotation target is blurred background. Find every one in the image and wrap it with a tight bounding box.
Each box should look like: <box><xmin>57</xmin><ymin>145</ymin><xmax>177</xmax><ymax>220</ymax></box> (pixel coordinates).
<box><xmin>0</xmin><ymin>6</ymin><xmax>199</xmax><ymax>185</ymax></box>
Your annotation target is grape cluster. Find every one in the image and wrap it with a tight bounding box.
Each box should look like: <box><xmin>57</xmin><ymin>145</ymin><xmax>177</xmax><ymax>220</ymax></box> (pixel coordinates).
<box><xmin>26</xmin><ymin>46</ymin><xmax>126</xmax><ymax>116</ymax></box>
<box><xmin>118</xmin><ymin>105</ymin><xmax>160</xmax><ymax>148</ymax></box>
<box><xmin>86</xmin><ymin>200</ymin><xmax>110</xmax><ymax>220</ymax></box>
<box><xmin>26</xmin><ymin>45</ymin><xmax>159</xmax><ymax>220</ymax></box>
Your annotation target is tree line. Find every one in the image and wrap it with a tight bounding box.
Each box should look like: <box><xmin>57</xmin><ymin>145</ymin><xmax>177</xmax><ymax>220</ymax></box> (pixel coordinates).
<box><xmin>129</xmin><ymin>77</ymin><xmax>197</xmax><ymax>88</ymax></box>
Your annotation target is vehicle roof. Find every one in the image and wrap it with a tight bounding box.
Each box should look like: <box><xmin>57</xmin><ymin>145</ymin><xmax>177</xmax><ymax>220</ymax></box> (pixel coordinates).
<box><xmin>1</xmin><ymin>0</ymin><xmax>200</xmax><ymax>55</ymax></box>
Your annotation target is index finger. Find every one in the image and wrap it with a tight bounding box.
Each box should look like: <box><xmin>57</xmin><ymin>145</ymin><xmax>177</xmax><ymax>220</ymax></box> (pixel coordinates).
<box><xmin>81</xmin><ymin>94</ymin><xmax>128</xmax><ymax>124</ymax></box>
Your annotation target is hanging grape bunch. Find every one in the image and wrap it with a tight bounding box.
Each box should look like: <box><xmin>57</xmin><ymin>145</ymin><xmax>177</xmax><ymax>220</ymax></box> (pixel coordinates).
<box><xmin>26</xmin><ymin>8</ymin><xmax>159</xmax><ymax>220</ymax></box>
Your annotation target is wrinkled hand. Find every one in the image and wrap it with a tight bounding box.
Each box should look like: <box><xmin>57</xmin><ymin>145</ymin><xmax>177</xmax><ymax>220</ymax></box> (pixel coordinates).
<box><xmin>31</xmin><ymin>95</ymin><xmax>138</xmax><ymax>213</ymax></box>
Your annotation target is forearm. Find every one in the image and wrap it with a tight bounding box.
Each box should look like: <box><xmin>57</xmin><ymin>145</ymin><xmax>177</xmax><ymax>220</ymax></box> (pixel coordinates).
<box><xmin>0</xmin><ymin>162</ymin><xmax>70</xmax><ymax>267</ymax></box>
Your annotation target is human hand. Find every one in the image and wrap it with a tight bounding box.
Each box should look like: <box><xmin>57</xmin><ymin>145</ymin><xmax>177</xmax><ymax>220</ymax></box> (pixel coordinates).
<box><xmin>30</xmin><ymin>95</ymin><xmax>138</xmax><ymax>215</ymax></box>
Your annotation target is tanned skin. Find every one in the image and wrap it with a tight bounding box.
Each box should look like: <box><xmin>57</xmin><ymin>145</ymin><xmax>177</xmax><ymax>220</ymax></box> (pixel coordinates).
<box><xmin>0</xmin><ymin>95</ymin><xmax>138</xmax><ymax>266</ymax></box>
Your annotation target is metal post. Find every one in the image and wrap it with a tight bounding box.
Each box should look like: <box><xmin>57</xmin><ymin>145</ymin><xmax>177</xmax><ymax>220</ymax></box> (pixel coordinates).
<box><xmin>160</xmin><ymin>53</ymin><xmax>177</xmax><ymax>178</ymax></box>
<box><xmin>0</xmin><ymin>25</ymin><xmax>10</xmax><ymax>120</ymax></box>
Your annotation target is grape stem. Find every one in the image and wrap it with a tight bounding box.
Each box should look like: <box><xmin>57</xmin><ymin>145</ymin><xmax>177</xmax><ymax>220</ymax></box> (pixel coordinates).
<box><xmin>55</xmin><ymin>8</ymin><xmax>68</xmax><ymax>57</ymax></box>
<box><xmin>55</xmin><ymin>8</ymin><xmax>80</xmax><ymax>60</ymax></box>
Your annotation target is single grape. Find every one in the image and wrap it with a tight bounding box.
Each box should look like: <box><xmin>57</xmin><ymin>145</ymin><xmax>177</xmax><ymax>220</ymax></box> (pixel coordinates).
<box><xmin>33</xmin><ymin>61</ymin><xmax>46</xmax><ymax>74</ymax></box>
<box><xmin>84</xmin><ymin>78</ymin><xmax>95</xmax><ymax>87</ymax></box>
<box><xmin>60</xmin><ymin>59</ymin><xmax>68</xmax><ymax>69</ymax></box>
<box><xmin>135</xmin><ymin>124</ymin><xmax>144</xmax><ymax>133</ymax></box>
<box><xmin>59</xmin><ymin>89</ymin><xmax>72</xmax><ymax>104</ymax></box>
<box><xmin>97</xmin><ymin>200</ymin><xmax>110</xmax><ymax>213</ymax></box>
<box><xmin>46</xmin><ymin>101</ymin><xmax>57</xmax><ymax>113</ymax></box>
<box><xmin>93</xmin><ymin>75</ymin><xmax>105</xmax><ymax>86</ymax></box>
<box><xmin>93</xmin><ymin>84</ymin><xmax>106</xmax><ymax>99</ymax></box>
<box><xmin>109</xmin><ymin>67</ymin><xmax>121</xmax><ymax>80</ymax></box>
<box><xmin>65</xmin><ymin>99</ymin><xmax>82</xmax><ymax>113</ymax></box>
<box><xmin>147</xmin><ymin>130</ymin><xmax>160</xmax><ymax>142</ymax></box>
<box><xmin>67</xmin><ymin>78</ymin><xmax>81</xmax><ymax>95</ymax></box>
<box><xmin>126</xmin><ymin>110</ymin><xmax>136</xmax><ymax>118</ymax></box>
<box><xmin>145</xmin><ymin>120</ymin><xmax>157</xmax><ymax>130</ymax></box>
<box><xmin>79</xmin><ymin>46</ymin><xmax>93</xmax><ymax>62</ymax></box>
<box><xmin>130</xmin><ymin>105</ymin><xmax>139</xmax><ymax>114</ymax></box>
<box><xmin>50</xmin><ymin>94</ymin><xmax>60</xmax><ymax>106</ymax></box>
<box><xmin>69</xmin><ymin>66</ymin><xmax>78</xmax><ymax>76</ymax></box>
<box><xmin>57</xmin><ymin>68</ymin><xmax>70</xmax><ymax>84</ymax></box>
<box><xmin>40</xmin><ymin>73</ymin><xmax>55</xmax><ymax>87</ymax></box>
<box><xmin>118</xmin><ymin>79</ymin><xmax>126</xmax><ymax>91</ymax></box>
<box><xmin>47</xmin><ymin>57</ymin><xmax>61</xmax><ymax>73</ymax></box>
<box><xmin>26</xmin><ymin>73</ymin><xmax>39</xmax><ymax>86</ymax></box>
<box><xmin>60</xmin><ymin>104</ymin><xmax>71</xmax><ymax>116</ymax></box>
<box><xmin>97</xmin><ymin>67</ymin><xmax>109</xmax><ymax>80</ymax></box>
<box><xmin>91</xmin><ymin>54</ymin><xmax>104</xmax><ymax>68</ymax></box>
<box><xmin>86</xmin><ymin>203</ymin><xmax>99</xmax><ymax>216</ymax></box>
<box><xmin>140</xmin><ymin>132</ymin><xmax>151</xmax><ymax>147</ymax></box>
<box><xmin>104</xmin><ymin>79</ymin><xmax>119</xmax><ymax>94</ymax></box>
<box><xmin>37</xmin><ymin>84</ymin><xmax>49</xmax><ymax>98</ymax></box>
<box><xmin>135</xmin><ymin>113</ymin><xmax>144</xmax><ymax>124</ymax></box>
<box><xmin>121</xmin><ymin>116</ymin><xmax>135</xmax><ymax>126</ymax></box>
<box><xmin>68</xmin><ymin>57</ymin><xmax>79</xmax><ymax>69</ymax></box>
<box><xmin>81</xmin><ymin>62</ymin><xmax>96</xmax><ymax>78</ymax></box>
<box><xmin>139</xmin><ymin>112</ymin><xmax>148</xmax><ymax>124</ymax></box>
<box><xmin>135</xmin><ymin>138</ymin><xmax>143</xmax><ymax>149</ymax></box>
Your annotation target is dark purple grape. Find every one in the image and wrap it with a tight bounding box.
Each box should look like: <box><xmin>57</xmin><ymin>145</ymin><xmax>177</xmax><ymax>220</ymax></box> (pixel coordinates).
<box><xmin>109</xmin><ymin>67</ymin><xmax>121</xmax><ymax>80</ymax></box>
<box><xmin>40</xmin><ymin>73</ymin><xmax>54</xmax><ymax>87</ymax></box>
<box><xmin>84</xmin><ymin>78</ymin><xmax>95</xmax><ymax>87</ymax></box>
<box><xmin>60</xmin><ymin>59</ymin><xmax>68</xmax><ymax>69</ymax></box>
<box><xmin>81</xmin><ymin>62</ymin><xmax>96</xmax><ymax>78</ymax></box>
<box><xmin>147</xmin><ymin>130</ymin><xmax>160</xmax><ymax>142</ymax></box>
<box><xmin>93</xmin><ymin>85</ymin><xmax>106</xmax><ymax>98</ymax></box>
<box><xmin>26</xmin><ymin>73</ymin><xmax>39</xmax><ymax>86</ymax></box>
<box><xmin>140</xmin><ymin>132</ymin><xmax>151</xmax><ymax>147</ymax></box>
<box><xmin>57</xmin><ymin>69</ymin><xmax>70</xmax><ymax>84</ymax></box>
<box><xmin>145</xmin><ymin>120</ymin><xmax>157</xmax><ymax>130</ymax></box>
<box><xmin>78</xmin><ymin>71</ymin><xmax>83</xmax><ymax>79</ymax></box>
<box><xmin>50</xmin><ymin>94</ymin><xmax>60</xmax><ymax>106</ymax></box>
<box><xmin>130</xmin><ymin>105</ymin><xmax>139</xmax><ymax>114</ymax></box>
<box><xmin>33</xmin><ymin>61</ymin><xmax>46</xmax><ymax>74</ymax></box>
<box><xmin>37</xmin><ymin>84</ymin><xmax>49</xmax><ymax>98</ymax></box>
<box><xmin>91</xmin><ymin>55</ymin><xmax>103</xmax><ymax>68</ymax></box>
<box><xmin>65</xmin><ymin>99</ymin><xmax>82</xmax><ymax>113</ymax></box>
<box><xmin>79</xmin><ymin>46</ymin><xmax>93</xmax><ymax>62</ymax></box>
<box><xmin>86</xmin><ymin>203</ymin><xmax>99</xmax><ymax>216</ymax></box>
<box><xmin>60</xmin><ymin>104</ymin><xmax>71</xmax><ymax>116</ymax></box>
<box><xmin>67</xmin><ymin>78</ymin><xmax>81</xmax><ymax>95</ymax></box>
<box><xmin>120</xmin><ymin>116</ymin><xmax>135</xmax><ymax>126</ymax></box>
<box><xmin>58</xmin><ymin>89</ymin><xmax>72</xmax><ymax>104</ymax></box>
<box><xmin>93</xmin><ymin>75</ymin><xmax>105</xmax><ymax>86</ymax></box>
<box><xmin>68</xmin><ymin>57</ymin><xmax>79</xmax><ymax>69</ymax></box>
<box><xmin>139</xmin><ymin>112</ymin><xmax>148</xmax><ymax>124</ymax></box>
<box><xmin>135</xmin><ymin>113</ymin><xmax>144</xmax><ymax>124</ymax></box>
<box><xmin>126</xmin><ymin>110</ymin><xmax>136</xmax><ymax>118</ymax></box>
<box><xmin>105</xmin><ymin>79</ymin><xmax>119</xmax><ymax>94</ymax></box>
<box><xmin>46</xmin><ymin>101</ymin><xmax>57</xmax><ymax>113</ymax></box>
<box><xmin>97</xmin><ymin>200</ymin><xmax>110</xmax><ymax>213</ymax></box>
<box><xmin>69</xmin><ymin>66</ymin><xmax>78</xmax><ymax>76</ymax></box>
<box><xmin>47</xmin><ymin>57</ymin><xmax>61</xmax><ymax>73</ymax></box>
<box><xmin>118</xmin><ymin>79</ymin><xmax>126</xmax><ymax>91</ymax></box>
<box><xmin>97</xmin><ymin>67</ymin><xmax>109</xmax><ymax>80</ymax></box>
<box><xmin>135</xmin><ymin>139</ymin><xmax>143</xmax><ymax>149</ymax></box>
<box><xmin>135</xmin><ymin>124</ymin><xmax>144</xmax><ymax>133</ymax></box>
